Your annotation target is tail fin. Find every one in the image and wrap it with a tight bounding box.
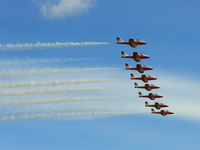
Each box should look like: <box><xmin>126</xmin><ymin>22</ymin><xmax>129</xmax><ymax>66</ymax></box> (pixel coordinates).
<box><xmin>130</xmin><ymin>73</ymin><xmax>135</xmax><ymax>78</ymax></box>
<box><xmin>121</xmin><ymin>51</ymin><xmax>127</xmax><ymax>57</ymax></box>
<box><xmin>125</xmin><ymin>63</ymin><xmax>131</xmax><ymax>68</ymax></box>
<box><xmin>145</xmin><ymin>101</ymin><xmax>149</xmax><ymax>107</ymax></box>
<box><xmin>134</xmin><ymin>82</ymin><xmax>139</xmax><ymax>87</ymax></box>
<box><xmin>151</xmin><ymin>108</ymin><xmax>155</xmax><ymax>113</ymax></box>
<box><xmin>116</xmin><ymin>37</ymin><xmax>123</xmax><ymax>43</ymax></box>
<box><xmin>138</xmin><ymin>92</ymin><xmax>143</xmax><ymax>96</ymax></box>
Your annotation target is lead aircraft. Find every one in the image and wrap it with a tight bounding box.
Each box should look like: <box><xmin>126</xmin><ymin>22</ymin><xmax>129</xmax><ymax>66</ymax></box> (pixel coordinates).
<box><xmin>134</xmin><ymin>83</ymin><xmax>160</xmax><ymax>91</ymax></box>
<box><xmin>145</xmin><ymin>101</ymin><xmax>168</xmax><ymax>110</ymax></box>
<box><xmin>116</xmin><ymin>37</ymin><xmax>147</xmax><ymax>48</ymax></box>
<box><xmin>151</xmin><ymin>109</ymin><xmax>174</xmax><ymax>116</ymax></box>
<box><xmin>139</xmin><ymin>92</ymin><xmax>163</xmax><ymax>100</ymax></box>
<box><xmin>121</xmin><ymin>51</ymin><xmax>150</xmax><ymax>62</ymax></box>
<box><xmin>130</xmin><ymin>74</ymin><xmax>157</xmax><ymax>82</ymax></box>
<box><xmin>125</xmin><ymin>63</ymin><xmax>153</xmax><ymax>73</ymax></box>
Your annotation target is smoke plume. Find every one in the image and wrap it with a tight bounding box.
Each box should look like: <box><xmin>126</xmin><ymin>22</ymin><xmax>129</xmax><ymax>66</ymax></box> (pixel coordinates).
<box><xmin>0</xmin><ymin>42</ymin><xmax>109</xmax><ymax>51</ymax></box>
<box><xmin>0</xmin><ymin>79</ymin><xmax>117</xmax><ymax>89</ymax></box>
<box><xmin>0</xmin><ymin>96</ymin><xmax>119</xmax><ymax>106</ymax></box>
<box><xmin>0</xmin><ymin>111</ymin><xmax>136</xmax><ymax>121</ymax></box>
<box><xmin>0</xmin><ymin>67</ymin><xmax>119</xmax><ymax>77</ymax></box>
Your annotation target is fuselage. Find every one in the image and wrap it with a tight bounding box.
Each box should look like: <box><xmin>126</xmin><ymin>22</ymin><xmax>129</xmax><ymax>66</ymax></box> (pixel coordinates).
<box><xmin>146</xmin><ymin>103</ymin><xmax>168</xmax><ymax>109</ymax></box>
<box><xmin>135</xmin><ymin>84</ymin><xmax>160</xmax><ymax>91</ymax></box>
<box><xmin>131</xmin><ymin>75</ymin><xmax>157</xmax><ymax>83</ymax></box>
<box><xmin>116</xmin><ymin>37</ymin><xmax>147</xmax><ymax>48</ymax></box>
<box><xmin>152</xmin><ymin>110</ymin><xmax>174</xmax><ymax>116</ymax></box>
<box><xmin>126</xmin><ymin>66</ymin><xmax>153</xmax><ymax>70</ymax></box>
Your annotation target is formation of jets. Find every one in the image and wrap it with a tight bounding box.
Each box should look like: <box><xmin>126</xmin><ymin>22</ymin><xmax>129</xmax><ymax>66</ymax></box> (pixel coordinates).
<box><xmin>117</xmin><ymin>37</ymin><xmax>174</xmax><ymax>116</ymax></box>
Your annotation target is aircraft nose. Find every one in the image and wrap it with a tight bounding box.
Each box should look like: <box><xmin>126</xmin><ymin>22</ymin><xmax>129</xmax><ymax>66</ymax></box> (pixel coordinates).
<box><xmin>143</xmin><ymin>41</ymin><xmax>147</xmax><ymax>44</ymax></box>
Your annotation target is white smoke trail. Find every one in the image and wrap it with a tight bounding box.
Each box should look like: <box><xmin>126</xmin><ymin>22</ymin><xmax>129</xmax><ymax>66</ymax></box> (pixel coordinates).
<box><xmin>0</xmin><ymin>57</ymin><xmax>99</xmax><ymax>66</ymax></box>
<box><xmin>0</xmin><ymin>111</ymin><xmax>136</xmax><ymax>122</ymax></box>
<box><xmin>0</xmin><ymin>42</ymin><xmax>109</xmax><ymax>51</ymax></box>
<box><xmin>0</xmin><ymin>87</ymin><xmax>116</xmax><ymax>97</ymax></box>
<box><xmin>0</xmin><ymin>106</ymin><xmax>122</xmax><ymax>115</ymax></box>
<box><xmin>0</xmin><ymin>79</ymin><xmax>118</xmax><ymax>89</ymax></box>
<box><xmin>0</xmin><ymin>67</ymin><xmax>119</xmax><ymax>77</ymax></box>
<box><xmin>0</xmin><ymin>97</ymin><xmax>119</xmax><ymax>106</ymax></box>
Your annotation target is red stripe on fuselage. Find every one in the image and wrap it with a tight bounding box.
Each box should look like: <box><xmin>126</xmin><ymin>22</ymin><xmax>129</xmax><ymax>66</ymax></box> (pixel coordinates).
<box><xmin>122</xmin><ymin>56</ymin><xmax>134</xmax><ymax>58</ymax></box>
<box><xmin>149</xmin><ymin>86</ymin><xmax>160</xmax><ymax>89</ymax></box>
<box><xmin>141</xmin><ymin>67</ymin><xmax>153</xmax><ymax>70</ymax></box>
<box><xmin>126</xmin><ymin>68</ymin><xmax>137</xmax><ymax>70</ymax></box>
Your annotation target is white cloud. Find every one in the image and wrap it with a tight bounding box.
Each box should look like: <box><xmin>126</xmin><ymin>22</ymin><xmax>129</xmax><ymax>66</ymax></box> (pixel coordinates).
<box><xmin>125</xmin><ymin>71</ymin><xmax>200</xmax><ymax>120</ymax></box>
<box><xmin>155</xmin><ymin>73</ymin><xmax>200</xmax><ymax>120</ymax></box>
<box><xmin>90</xmin><ymin>70</ymin><xmax>200</xmax><ymax>121</ymax></box>
<box><xmin>36</xmin><ymin>0</ymin><xmax>96</xmax><ymax>19</ymax></box>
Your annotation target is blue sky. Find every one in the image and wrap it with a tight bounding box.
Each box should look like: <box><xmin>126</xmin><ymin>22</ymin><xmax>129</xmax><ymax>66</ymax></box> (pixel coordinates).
<box><xmin>1</xmin><ymin>0</ymin><xmax>200</xmax><ymax>149</ymax></box>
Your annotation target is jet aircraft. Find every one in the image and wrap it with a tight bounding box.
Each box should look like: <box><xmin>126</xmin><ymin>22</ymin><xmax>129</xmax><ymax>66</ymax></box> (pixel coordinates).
<box><xmin>145</xmin><ymin>101</ymin><xmax>168</xmax><ymax>110</ymax></box>
<box><xmin>116</xmin><ymin>37</ymin><xmax>147</xmax><ymax>48</ymax></box>
<box><xmin>121</xmin><ymin>51</ymin><xmax>150</xmax><ymax>62</ymax></box>
<box><xmin>151</xmin><ymin>109</ymin><xmax>174</xmax><ymax>116</ymax></box>
<box><xmin>134</xmin><ymin>83</ymin><xmax>160</xmax><ymax>91</ymax></box>
<box><xmin>139</xmin><ymin>92</ymin><xmax>163</xmax><ymax>100</ymax></box>
<box><xmin>125</xmin><ymin>63</ymin><xmax>153</xmax><ymax>73</ymax></box>
<box><xmin>130</xmin><ymin>74</ymin><xmax>157</xmax><ymax>83</ymax></box>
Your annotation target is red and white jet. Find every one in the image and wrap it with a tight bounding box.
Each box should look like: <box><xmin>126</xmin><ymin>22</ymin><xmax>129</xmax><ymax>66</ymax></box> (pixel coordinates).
<box><xmin>151</xmin><ymin>109</ymin><xmax>174</xmax><ymax>116</ymax></box>
<box><xmin>134</xmin><ymin>82</ymin><xmax>160</xmax><ymax>91</ymax></box>
<box><xmin>139</xmin><ymin>92</ymin><xmax>163</xmax><ymax>100</ymax></box>
<box><xmin>130</xmin><ymin>74</ymin><xmax>157</xmax><ymax>83</ymax></box>
<box><xmin>125</xmin><ymin>63</ymin><xmax>153</xmax><ymax>73</ymax></box>
<box><xmin>116</xmin><ymin>37</ymin><xmax>147</xmax><ymax>48</ymax></box>
<box><xmin>121</xmin><ymin>51</ymin><xmax>150</xmax><ymax>62</ymax></box>
<box><xmin>145</xmin><ymin>101</ymin><xmax>168</xmax><ymax>110</ymax></box>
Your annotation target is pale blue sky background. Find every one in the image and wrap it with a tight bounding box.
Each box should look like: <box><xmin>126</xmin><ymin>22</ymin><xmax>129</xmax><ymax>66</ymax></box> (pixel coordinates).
<box><xmin>0</xmin><ymin>0</ymin><xmax>200</xmax><ymax>150</ymax></box>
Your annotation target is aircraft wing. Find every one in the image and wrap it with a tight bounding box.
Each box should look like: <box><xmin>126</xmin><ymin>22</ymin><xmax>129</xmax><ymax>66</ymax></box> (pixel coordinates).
<box><xmin>129</xmin><ymin>39</ymin><xmax>137</xmax><ymax>47</ymax></box>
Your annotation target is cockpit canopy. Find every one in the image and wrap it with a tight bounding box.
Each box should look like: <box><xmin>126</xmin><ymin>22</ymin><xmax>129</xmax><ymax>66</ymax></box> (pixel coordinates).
<box><xmin>135</xmin><ymin>39</ymin><xmax>142</xmax><ymax>42</ymax></box>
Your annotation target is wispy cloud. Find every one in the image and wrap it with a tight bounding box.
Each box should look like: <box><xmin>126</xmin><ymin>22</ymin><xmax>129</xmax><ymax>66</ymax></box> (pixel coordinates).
<box><xmin>36</xmin><ymin>0</ymin><xmax>97</xmax><ymax>19</ymax></box>
<box><xmin>123</xmin><ymin>70</ymin><xmax>200</xmax><ymax>120</ymax></box>
<box><xmin>154</xmin><ymin>73</ymin><xmax>200</xmax><ymax>120</ymax></box>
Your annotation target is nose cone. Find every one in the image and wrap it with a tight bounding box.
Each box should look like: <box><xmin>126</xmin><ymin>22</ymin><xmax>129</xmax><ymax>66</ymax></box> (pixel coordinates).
<box><xmin>142</xmin><ymin>41</ymin><xmax>147</xmax><ymax>45</ymax></box>
<box><xmin>155</xmin><ymin>86</ymin><xmax>160</xmax><ymax>89</ymax></box>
